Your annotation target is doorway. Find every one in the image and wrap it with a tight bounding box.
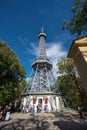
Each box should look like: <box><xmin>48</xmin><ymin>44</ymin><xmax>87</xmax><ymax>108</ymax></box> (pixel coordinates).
<box><xmin>38</xmin><ymin>98</ymin><xmax>42</xmax><ymax>111</ymax></box>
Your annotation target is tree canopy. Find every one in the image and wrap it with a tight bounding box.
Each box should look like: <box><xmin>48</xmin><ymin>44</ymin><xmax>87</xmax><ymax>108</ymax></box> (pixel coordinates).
<box><xmin>0</xmin><ymin>41</ymin><xmax>26</xmax><ymax>106</ymax></box>
<box><xmin>62</xmin><ymin>0</ymin><xmax>87</xmax><ymax>36</ymax></box>
<box><xmin>56</xmin><ymin>57</ymin><xmax>87</xmax><ymax>110</ymax></box>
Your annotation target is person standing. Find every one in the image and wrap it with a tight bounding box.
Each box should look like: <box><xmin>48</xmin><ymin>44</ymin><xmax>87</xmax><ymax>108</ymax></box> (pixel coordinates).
<box><xmin>2</xmin><ymin>105</ymin><xmax>9</xmax><ymax>121</ymax></box>
<box><xmin>31</xmin><ymin>105</ymin><xmax>35</xmax><ymax>116</ymax></box>
<box><xmin>0</xmin><ymin>106</ymin><xmax>3</xmax><ymax>120</ymax></box>
<box><xmin>78</xmin><ymin>106</ymin><xmax>84</xmax><ymax>119</ymax></box>
<box><xmin>37</xmin><ymin>105</ymin><xmax>39</xmax><ymax>113</ymax></box>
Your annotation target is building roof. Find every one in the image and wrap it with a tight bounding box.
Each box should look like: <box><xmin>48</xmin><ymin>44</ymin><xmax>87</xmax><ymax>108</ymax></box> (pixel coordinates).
<box><xmin>67</xmin><ymin>35</ymin><xmax>87</xmax><ymax>57</ymax></box>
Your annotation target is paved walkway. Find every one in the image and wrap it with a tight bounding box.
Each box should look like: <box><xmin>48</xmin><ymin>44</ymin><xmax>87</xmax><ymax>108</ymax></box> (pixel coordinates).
<box><xmin>0</xmin><ymin>111</ymin><xmax>87</xmax><ymax>130</ymax></box>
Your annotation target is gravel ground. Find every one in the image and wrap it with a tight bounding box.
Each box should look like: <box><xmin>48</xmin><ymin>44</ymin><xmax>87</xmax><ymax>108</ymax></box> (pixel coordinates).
<box><xmin>0</xmin><ymin>111</ymin><xmax>87</xmax><ymax>130</ymax></box>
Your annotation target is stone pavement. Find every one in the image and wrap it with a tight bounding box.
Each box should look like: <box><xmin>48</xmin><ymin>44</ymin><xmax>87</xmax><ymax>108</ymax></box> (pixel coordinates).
<box><xmin>0</xmin><ymin>111</ymin><xmax>87</xmax><ymax>130</ymax></box>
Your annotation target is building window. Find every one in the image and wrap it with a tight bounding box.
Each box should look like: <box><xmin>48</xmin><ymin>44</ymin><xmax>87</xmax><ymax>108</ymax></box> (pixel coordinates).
<box><xmin>33</xmin><ymin>98</ymin><xmax>36</xmax><ymax>104</ymax></box>
<box><xmin>45</xmin><ymin>98</ymin><xmax>48</xmax><ymax>104</ymax></box>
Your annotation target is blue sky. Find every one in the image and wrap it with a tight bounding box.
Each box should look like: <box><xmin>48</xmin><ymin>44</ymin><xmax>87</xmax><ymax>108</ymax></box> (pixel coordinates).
<box><xmin>0</xmin><ymin>0</ymin><xmax>76</xmax><ymax>78</ymax></box>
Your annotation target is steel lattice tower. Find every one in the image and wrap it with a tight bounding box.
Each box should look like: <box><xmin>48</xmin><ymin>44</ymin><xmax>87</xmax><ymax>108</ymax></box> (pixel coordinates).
<box><xmin>22</xmin><ymin>28</ymin><xmax>60</xmax><ymax>96</ymax></box>
<box><xmin>21</xmin><ymin>28</ymin><xmax>64</xmax><ymax>112</ymax></box>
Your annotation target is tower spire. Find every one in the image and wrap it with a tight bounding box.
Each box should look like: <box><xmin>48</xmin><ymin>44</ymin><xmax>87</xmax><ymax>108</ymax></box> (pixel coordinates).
<box><xmin>38</xmin><ymin>27</ymin><xmax>46</xmax><ymax>39</ymax></box>
<box><xmin>37</xmin><ymin>27</ymin><xmax>47</xmax><ymax>60</ymax></box>
<box><xmin>41</xmin><ymin>27</ymin><xmax>44</xmax><ymax>32</ymax></box>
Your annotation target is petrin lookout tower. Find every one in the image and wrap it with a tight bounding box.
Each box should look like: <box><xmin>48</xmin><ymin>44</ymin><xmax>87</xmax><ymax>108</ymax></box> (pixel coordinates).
<box><xmin>22</xmin><ymin>28</ymin><xmax>64</xmax><ymax>112</ymax></box>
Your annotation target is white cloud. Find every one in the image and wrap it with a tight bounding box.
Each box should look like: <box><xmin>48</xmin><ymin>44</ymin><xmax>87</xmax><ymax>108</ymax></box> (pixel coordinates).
<box><xmin>18</xmin><ymin>36</ymin><xmax>38</xmax><ymax>56</ymax></box>
<box><xmin>46</xmin><ymin>42</ymin><xmax>67</xmax><ymax>78</ymax></box>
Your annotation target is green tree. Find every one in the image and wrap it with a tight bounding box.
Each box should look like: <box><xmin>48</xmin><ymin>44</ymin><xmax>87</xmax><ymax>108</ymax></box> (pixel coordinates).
<box><xmin>0</xmin><ymin>41</ymin><xmax>26</xmax><ymax>106</ymax></box>
<box><xmin>62</xmin><ymin>0</ymin><xmax>87</xmax><ymax>36</ymax></box>
<box><xmin>15</xmin><ymin>79</ymin><xmax>27</xmax><ymax>99</ymax></box>
<box><xmin>57</xmin><ymin>57</ymin><xmax>87</xmax><ymax>110</ymax></box>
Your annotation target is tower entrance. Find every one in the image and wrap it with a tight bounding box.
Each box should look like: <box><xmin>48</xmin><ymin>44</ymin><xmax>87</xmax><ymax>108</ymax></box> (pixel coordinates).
<box><xmin>38</xmin><ymin>98</ymin><xmax>42</xmax><ymax>111</ymax></box>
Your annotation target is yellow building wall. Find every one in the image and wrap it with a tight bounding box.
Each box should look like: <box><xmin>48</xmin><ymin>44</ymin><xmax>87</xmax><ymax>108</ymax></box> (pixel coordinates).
<box><xmin>67</xmin><ymin>36</ymin><xmax>87</xmax><ymax>95</ymax></box>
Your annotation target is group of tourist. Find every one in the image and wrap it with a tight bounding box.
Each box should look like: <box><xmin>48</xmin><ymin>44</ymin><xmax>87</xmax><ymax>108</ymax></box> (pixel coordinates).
<box><xmin>0</xmin><ymin>100</ymin><xmax>21</xmax><ymax>121</ymax></box>
<box><xmin>0</xmin><ymin>105</ymin><xmax>10</xmax><ymax>121</ymax></box>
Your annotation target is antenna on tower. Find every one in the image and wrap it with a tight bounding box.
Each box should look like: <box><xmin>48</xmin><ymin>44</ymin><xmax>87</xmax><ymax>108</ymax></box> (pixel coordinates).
<box><xmin>41</xmin><ymin>27</ymin><xmax>44</xmax><ymax>32</ymax></box>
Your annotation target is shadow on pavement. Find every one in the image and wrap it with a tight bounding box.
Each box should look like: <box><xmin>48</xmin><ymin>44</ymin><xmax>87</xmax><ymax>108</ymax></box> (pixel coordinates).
<box><xmin>53</xmin><ymin>119</ymin><xmax>87</xmax><ymax>130</ymax></box>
